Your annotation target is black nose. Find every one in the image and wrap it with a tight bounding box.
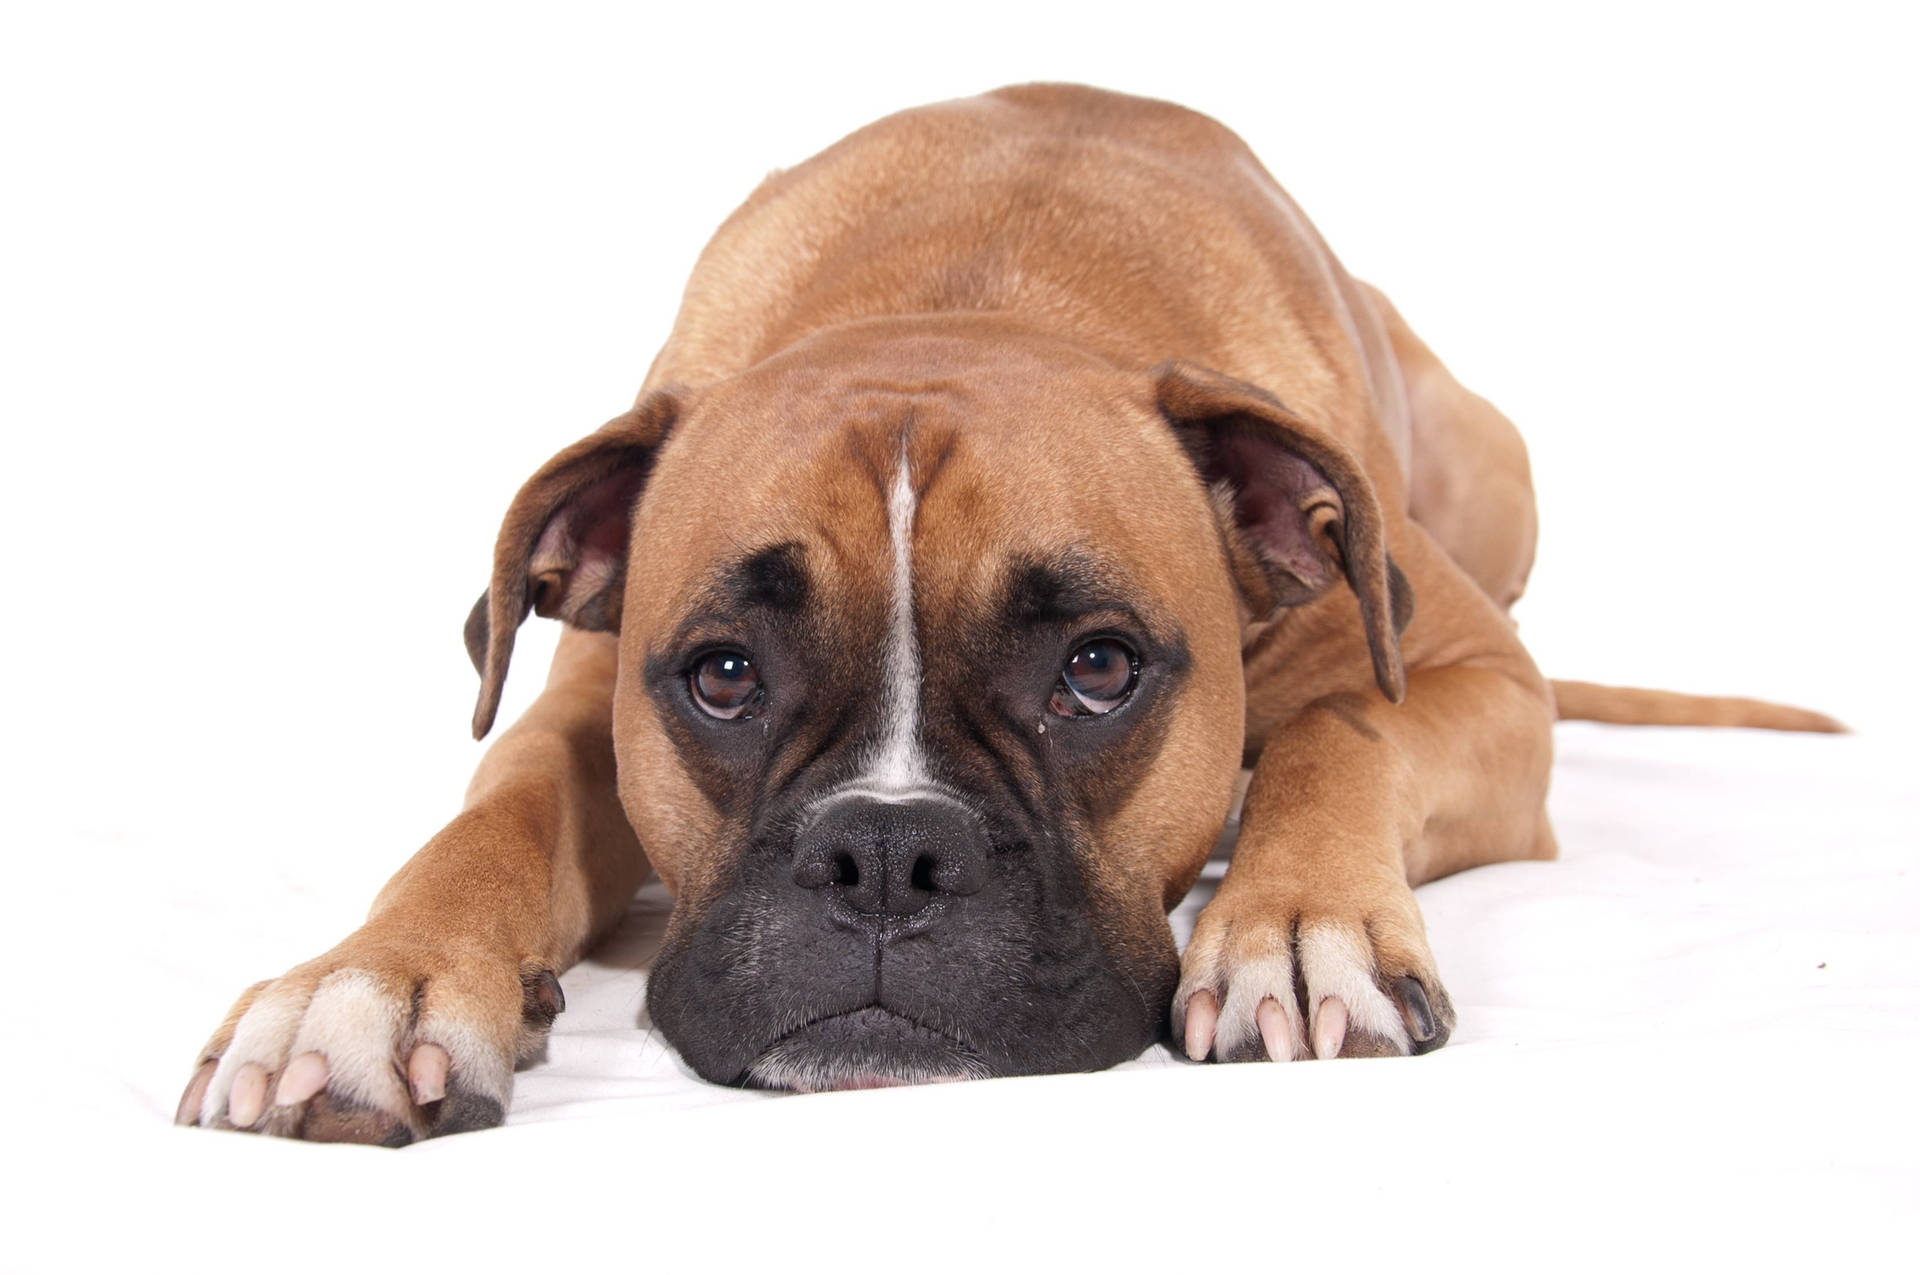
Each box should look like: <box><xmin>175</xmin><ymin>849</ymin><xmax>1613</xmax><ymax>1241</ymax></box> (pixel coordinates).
<box><xmin>791</xmin><ymin>798</ymin><xmax>987</xmax><ymax>920</ymax></box>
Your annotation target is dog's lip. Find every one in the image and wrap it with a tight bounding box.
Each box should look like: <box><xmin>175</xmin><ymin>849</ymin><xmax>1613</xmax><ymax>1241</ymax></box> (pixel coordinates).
<box><xmin>735</xmin><ymin>1005</ymin><xmax>985</xmax><ymax>1090</ymax></box>
<box><xmin>768</xmin><ymin>1004</ymin><xmax>971</xmax><ymax>1050</ymax></box>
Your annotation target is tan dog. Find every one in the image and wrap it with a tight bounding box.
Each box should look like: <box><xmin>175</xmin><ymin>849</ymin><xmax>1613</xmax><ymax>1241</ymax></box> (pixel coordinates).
<box><xmin>177</xmin><ymin>84</ymin><xmax>1838</xmax><ymax>1141</ymax></box>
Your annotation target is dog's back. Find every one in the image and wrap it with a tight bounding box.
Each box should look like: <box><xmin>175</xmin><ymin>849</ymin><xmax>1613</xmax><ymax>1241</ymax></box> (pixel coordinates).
<box><xmin>644</xmin><ymin>84</ymin><xmax>1412</xmax><ymax>482</ymax></box>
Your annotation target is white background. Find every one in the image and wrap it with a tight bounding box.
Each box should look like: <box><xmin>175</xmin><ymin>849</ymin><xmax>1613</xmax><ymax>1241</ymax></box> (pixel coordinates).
<box><xmin>3</xmin><ymin>2</ymin><xmax>1915</xmax><ymax>1269</ymax></box>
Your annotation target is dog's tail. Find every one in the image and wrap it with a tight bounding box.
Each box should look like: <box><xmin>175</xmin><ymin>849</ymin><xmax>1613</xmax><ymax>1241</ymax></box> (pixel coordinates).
<box><xmin>1549</xmin><ymin>680</ymin><xmax>1846</xmax><ymax>733</ymax></box>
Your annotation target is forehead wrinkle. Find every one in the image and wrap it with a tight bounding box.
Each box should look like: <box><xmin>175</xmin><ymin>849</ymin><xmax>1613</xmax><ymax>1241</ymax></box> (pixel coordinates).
<box><xmin>707</xmin><ymin>541</ymin><xmax>810</xmax><ymax>614</ymax></box>
<box><xmin>997</xmin><ymin>550</ymin><xmax>1146</xmax><ymax>629</ymax></box>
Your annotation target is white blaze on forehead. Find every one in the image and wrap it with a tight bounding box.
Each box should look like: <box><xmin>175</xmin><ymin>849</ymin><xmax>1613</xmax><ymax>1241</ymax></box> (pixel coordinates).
<box><xmin>868</xmin><ymin>450</ymin><xmax>930</xmax><ymax>790</ymax></box>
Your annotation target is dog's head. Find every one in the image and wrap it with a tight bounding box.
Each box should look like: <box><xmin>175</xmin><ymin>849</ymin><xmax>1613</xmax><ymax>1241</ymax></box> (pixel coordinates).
<box><xmin>466</xmin><ymin>315</ymin><xmax>1404</xmax><ymax>1089</ymax></box>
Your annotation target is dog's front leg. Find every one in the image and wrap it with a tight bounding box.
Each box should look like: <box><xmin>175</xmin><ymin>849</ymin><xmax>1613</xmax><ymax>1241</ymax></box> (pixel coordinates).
<box><xmin>176</xmin><ymin>630</ymin><xmax>646</xmax><ymax>1142</ymax></box>
<box><xmin>1175</xmin><ymin>654</ymin><xmax>1555</xmax><ymax>1063</ymax></box>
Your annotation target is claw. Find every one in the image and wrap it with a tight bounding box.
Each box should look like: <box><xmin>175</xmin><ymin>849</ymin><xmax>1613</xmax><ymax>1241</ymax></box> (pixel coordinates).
<box><xmin>1391</xmin><ymin>975</ymin><xmax>1436</xmax><ymax>1043</ymax></box>
<box><xmin>408</xmin><ymin>1042</ymin><xmax>450</xmax><ymax>1105</ymax></box>
<box><xmin>275</xmin><ymin>1052</ymin><xmax>329</xmax><ymax>1107</ymax></box>
<box><xmin>1183</xmin><ymin>989</ymin><xmax>1219</xmax><ymax>1061</ymax></box>
<box><xmin>1311</xmin><ymin>996</ymin><xmax>1349</xmax><ymax>1060</ymax></box>
<box><xmin>175</xmin><ymin>1059</ymin><xmax>216</xmax><ymax>1126</ymax></box>
<box><xmin>228</xmin><ymin>1062</ymin><xmax>269</xmax><ymax>1127</ymax></box>
<box><xmin>1255</xmin><ymin>997</ymin><xmax>1297</xmax><ymax>1062</ymax></box>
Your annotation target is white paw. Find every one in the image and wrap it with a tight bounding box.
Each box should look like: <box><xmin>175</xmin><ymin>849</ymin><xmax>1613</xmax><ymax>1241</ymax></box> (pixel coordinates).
<box><xmin>179</xmin><ymin>943</ymin><xmax>560</xmax><ymax>1144</ymax></box>
<box><xmin>1173</xmin><ymin>905</ymin><xmax>1451</xmax><ymax>1063</ymax></box>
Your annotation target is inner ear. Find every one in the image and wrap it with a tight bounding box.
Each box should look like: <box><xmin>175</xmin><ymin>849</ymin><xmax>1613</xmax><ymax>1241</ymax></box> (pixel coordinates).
<box><xmin>527</xmin><ymin>463</ymin><xmax>651</xmax><ymax>630</ymax></box>
<box><xmin>467</xmin><ymin>390</ymin><xmax>678</xmax><ymax>739</ymax></box>
<box><xmin>1155</xmin><ymin>361</ymin><xmax>1405</xmax><ymax>703</ymax></box>
<box><xmin>1201</xmin><ymin>425</ymin><xmax>1349</xmax><ymax>606</ymax></box>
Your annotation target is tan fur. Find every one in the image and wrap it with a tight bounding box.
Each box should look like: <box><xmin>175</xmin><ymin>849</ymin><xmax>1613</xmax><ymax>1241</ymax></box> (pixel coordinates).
<box><xmin>183</xmin><ymin>629</ymin><xmax>644</xmax><ymax>1140</ymax></box>
<box><xmin>1550</xmin><ymin>680</ymin><xmax>1845</xmax><ymax>732</ymax></box>
<box><xmin>181</xmin><ymin>84</ymin><xmax>1828</xmax><ymax>1133</ymax></box>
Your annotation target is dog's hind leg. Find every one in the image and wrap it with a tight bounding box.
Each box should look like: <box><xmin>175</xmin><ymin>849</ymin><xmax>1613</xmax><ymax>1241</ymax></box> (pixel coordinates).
<box><xmin>175</xmin><ymin>629</ymin><xmax>645</xmax><ymax>1144</ymax></box>
<box><xmin>1362</xmin><ymin>282</ymin><xmax>1540</xmax><ymax>612</ymax></box>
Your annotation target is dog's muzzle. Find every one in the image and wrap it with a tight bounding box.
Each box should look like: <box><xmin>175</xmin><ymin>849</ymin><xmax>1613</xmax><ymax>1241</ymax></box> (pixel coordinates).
<box><xmin>645</xmin><ymin>781</ymin><xmax>1168</xmax><ymax>1090</ymax></box>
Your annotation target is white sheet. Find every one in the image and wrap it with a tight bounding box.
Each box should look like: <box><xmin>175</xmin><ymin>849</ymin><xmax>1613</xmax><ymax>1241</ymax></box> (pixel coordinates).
<box><xmin>18</xmin><ymin>722</ymin><xmax>1916</xmax><ymax>1270</ymax></box>
<box><xmin>11</xmin><ymin>8</ymin><xmax>1918</xmax><ymax>1270</ymax></box>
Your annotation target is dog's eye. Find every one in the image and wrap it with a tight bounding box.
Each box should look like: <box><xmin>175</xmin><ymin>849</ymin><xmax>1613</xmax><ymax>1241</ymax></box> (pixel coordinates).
<box><xmin>1049</xmin><ymin>638</ymin><xmax>1139</xmax><ymax>717</ymax></box>
<box><xmin>691</xmin><ymin>650</ymin><xmax>763</xmax><ymax>720</ymax></box>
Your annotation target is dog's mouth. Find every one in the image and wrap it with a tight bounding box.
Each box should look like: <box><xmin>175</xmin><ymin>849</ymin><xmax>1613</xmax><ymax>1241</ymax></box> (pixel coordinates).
<box><xmin>739</xmin><ymin>1006</ymin><xmax>989</xmax><ymax>1093</ymax></box>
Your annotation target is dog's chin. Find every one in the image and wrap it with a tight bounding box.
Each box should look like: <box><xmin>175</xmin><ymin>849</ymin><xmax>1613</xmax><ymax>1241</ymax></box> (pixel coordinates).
<box><xmin>743</xmin><ymin>1007</ymin><xmax>989</xmax><ymax>1094</ymax></box>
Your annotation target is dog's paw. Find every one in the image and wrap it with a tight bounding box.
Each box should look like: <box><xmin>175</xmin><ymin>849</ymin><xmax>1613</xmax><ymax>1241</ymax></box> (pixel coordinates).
<box><xmin>175</xmin><ymin>930</ymin><xmax>566</xmax><ymax>1144</ymax></box>
<box><xmin>1172</xmin><ymin>886</ymin><xmax>1453</xmax><ymax>1063</ymax></box>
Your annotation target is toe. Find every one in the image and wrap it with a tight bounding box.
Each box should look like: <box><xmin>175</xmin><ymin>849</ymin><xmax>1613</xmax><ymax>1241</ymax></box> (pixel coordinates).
<box><xmin>1215</xmin><ymin>952</ymin><xmax>1304</xmax><ymax>1062</ymax></box>
<box><xmin>274</xmin><ymin>1052</ymin><xmax>329</xmax><ymax>1107</ymax></box>
<box><xmin>521</xmin><ymin>969</ymin><xmax>566</xmax><ymax>1025</ymax></box>
<box><xmin>1297</xmin><ymin>923</ymin><xmax>1412</xmax><ymax>1054</ymax></box>
<box><xmin>301</xmin><ymin>1091</ymin><xmax>415</xmax><ymax>1147</ymax></box>
<box><xmin>426</xmin><ymin>1081</ymin><xmax>506</xmax><ymax>1137</ymax></box>
<box><xmin>288</xmin><ymin>970</ymin><xmax>415</xmax><ymax>1119</ymax></box>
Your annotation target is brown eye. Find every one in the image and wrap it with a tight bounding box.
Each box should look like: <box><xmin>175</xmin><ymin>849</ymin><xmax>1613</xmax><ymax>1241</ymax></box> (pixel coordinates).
<box><xmin>1049</xmin><ymin>638</ymin><xmax>1139</xmax><ymax>717</ymax></box>
<box><xmin>691</xmin><ymin>650</ymin><xmax>762</xmax><ymax>720</ymax></box>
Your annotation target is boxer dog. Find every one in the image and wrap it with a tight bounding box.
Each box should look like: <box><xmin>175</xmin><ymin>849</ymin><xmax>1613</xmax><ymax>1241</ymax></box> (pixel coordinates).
<box><xmin>177</xmin><ymin>84</ymin><xmax>1839</xmax><ymax>1143</ymax></box>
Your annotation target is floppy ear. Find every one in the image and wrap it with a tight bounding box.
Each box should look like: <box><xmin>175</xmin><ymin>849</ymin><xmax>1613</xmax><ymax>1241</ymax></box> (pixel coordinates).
<box><xmin>1154</xmin><ymin>362</ymin><xmax>1407</xmax><ymax>703</ymax></box>
<box><xmin>464</xmin><ymin>390</ymin><xmax>679</xmax><ymax>738</ymax></box>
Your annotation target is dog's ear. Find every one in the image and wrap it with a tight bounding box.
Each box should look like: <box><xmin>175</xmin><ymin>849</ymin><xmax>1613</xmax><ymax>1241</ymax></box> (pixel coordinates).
<box><xmin>464</xmin><ymin>390</ymin><xmax>679</xmax><ymax>738</ymax></box>
<box><xmin>1154</xmin><ymin>362</ymin><xmax>1406</xmax><ymax>703</ymax></box>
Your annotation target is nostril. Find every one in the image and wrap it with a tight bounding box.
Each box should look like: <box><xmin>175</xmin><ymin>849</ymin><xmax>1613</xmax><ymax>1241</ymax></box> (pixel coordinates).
<box><xmin>792</xmin><ymin>798</ymin><xmax>988</xmax><ymax>917</ymax></box>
